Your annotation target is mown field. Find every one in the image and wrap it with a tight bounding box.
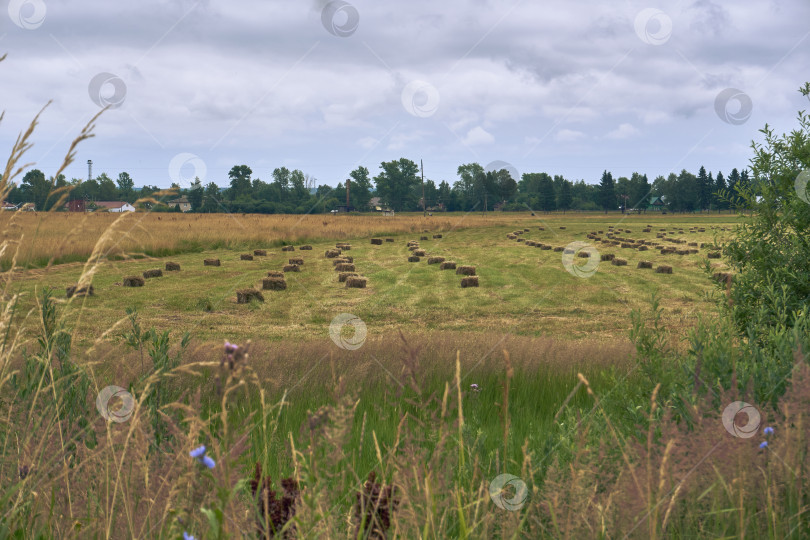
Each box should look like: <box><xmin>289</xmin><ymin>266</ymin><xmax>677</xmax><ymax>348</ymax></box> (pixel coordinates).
<box><xmin>1</xmin><ymin>210</ymin><xmax>743</xmax><ymax>538</ymax></box>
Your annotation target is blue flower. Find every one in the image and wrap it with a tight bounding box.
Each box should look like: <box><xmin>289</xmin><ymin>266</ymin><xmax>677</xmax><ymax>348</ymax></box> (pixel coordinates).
<box><xmin>764</xmin><ymin>426</ymin><xmax>774</xmax><ymax>436</ymax></box>
<box><xmin>759</xmin><ymin>441</ymin><xmax>768</xmax><ymax>449</ymax></box>
<box><xmin>183</xmin><ymin>532</ymin><xmax>196</xmax><ymax>540</ymax></box>
<box><xmin>201</xmin><ymin>455</ymin><xmax>216</xmax><ymax>469</ymax></box>
<box><xmin>189</xmin><ymin>445</ymin><xmax>206</xmax><ymax>459</ymax></box>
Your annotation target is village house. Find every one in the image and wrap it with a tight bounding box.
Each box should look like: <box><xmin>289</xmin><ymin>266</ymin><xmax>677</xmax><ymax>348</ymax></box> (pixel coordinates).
<box><xmin>95</xmin><ymin>201</ymin><xmax>136</xmax><ymax>213</ymax></box>
<box><xmin>168</xmin><ymin>196</ymin><xmax>192</xmax><ymax>212</ymax></box>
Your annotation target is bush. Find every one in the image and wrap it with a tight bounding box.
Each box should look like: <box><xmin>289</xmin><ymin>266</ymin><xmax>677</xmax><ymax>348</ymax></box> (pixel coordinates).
<box><xmin>722</xmin><ymin>82</ymin><xmax>810</xmax><ymax>334</ymax></box>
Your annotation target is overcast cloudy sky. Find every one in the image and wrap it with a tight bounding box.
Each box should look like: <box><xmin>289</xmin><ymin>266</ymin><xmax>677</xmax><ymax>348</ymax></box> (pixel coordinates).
<box><xmin>1</xmin><ymin>0</ymin><xmax>808</xmax><ymax>189</ymax></box>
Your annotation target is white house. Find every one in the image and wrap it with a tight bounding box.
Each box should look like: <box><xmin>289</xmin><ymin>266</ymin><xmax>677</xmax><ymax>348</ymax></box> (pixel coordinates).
<box><xmin>95</xmin><ymin>201</ymin><xmax>136</xmax><ymax>213</ymax></box>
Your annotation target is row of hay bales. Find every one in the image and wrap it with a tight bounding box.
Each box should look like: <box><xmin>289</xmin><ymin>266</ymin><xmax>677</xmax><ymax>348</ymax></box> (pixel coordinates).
<box><xmin>118</xmin><ymin>260</ymin><xmax>183</xmax><ymax>290</ymax></box>
<box><xmin>327</xmin><ymin>243</ymin><xmax>367</xmax><ymax>288</ymax></box>
<box><xmin>405</xmin><ymin>238</ymin><xmax>478</xmax><ymax>287</ymax></box>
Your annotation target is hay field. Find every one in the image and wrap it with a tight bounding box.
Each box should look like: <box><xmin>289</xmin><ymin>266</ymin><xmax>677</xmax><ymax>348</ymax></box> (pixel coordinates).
<box><xmin>8</xmin><ymin>211</ymin><xmax>739</xmax><ymax>353</ymax></box>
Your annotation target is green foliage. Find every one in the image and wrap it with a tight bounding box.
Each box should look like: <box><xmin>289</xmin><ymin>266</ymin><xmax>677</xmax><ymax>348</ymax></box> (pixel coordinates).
<box><xmin>723</xmin><ymin>82</ymin><xmax>810</xmax><ymax>333</ymax></box>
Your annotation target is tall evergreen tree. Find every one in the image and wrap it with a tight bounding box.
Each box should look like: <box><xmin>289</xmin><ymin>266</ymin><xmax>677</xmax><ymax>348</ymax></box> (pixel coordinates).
<box><xmin>599</xmin><ymin>170</ymin><xmax>615</xmax><ymax>212</ymax></box>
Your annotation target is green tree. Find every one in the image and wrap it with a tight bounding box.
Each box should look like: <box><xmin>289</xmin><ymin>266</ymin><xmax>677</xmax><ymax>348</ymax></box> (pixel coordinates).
<box><xmin>538</xmin><ymin>174</ymin><xmax>556</xmax><ymax>211</ymax></box>
<box><xmin>557</xmin><ymin>179</ymin><xmax>572</xmax><ymax>213</ymax></box>
<box><xmin>228</xmin><ymin>165</ymin><xmax>253</xmax><ymax>200</ymax></box>
<box><xmin>202</xmin><ymin>182</ymin><xmax>221</xmax><ymax>212</ymax></box>
<box><xmin>188</xmin><ymin>177</ymin><xmax>203</xmax><ymax>211</ymax></box>
<box><xmin>374</xmin><ymin>158</ymin><xmax>420</xmax><ymax>211</ymax></box>
<box><xmin>599</xmin><ymin>170</ymin><xmax>615</xmax><ymax>212</ymax></box>
<box><xmin>97</xmin><ymin>173</ymin><xmax>118</xmax><ymax>200</ymax></box>
<box><xmin>494</xmin><ymin>169</ymin><xmax>518</xmax><ymax>203</ymax></box>
<box><xmin>696</xmin><ymin>166</ymin><xmax>711</xmax><ymax>211</ymax></box>
<box><xmin>117</xmin><ymin>172</ymin><xmax>135</xmax><ymax>201</ymax></box>
<box><xmin>20</xmin><ymin>169</ymin><xmax>49</xmax><ymax>210</ymax></box>
<box><xmin>349</xmin><ymin>166</ymin><xmax>373</xmax><ymax>209</ymax></box>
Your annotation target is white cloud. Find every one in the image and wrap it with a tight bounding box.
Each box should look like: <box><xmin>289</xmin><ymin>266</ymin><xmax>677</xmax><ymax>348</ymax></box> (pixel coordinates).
<box><xmin>555</xmin><ymin>129</ymin><xmax>586</xmax><ymax>142</ymax></box>
<box><xmin>605</xmin><ymin>123</ymin><xmax>639</xmax><ymax>140</ymax></box>
<box><xmin>462</xmin><ymin>126</ymin><xmax>495</xmax><ymax>146</ymax></box>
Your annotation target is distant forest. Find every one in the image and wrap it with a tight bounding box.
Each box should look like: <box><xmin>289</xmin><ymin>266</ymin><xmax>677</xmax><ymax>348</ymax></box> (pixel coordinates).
<box><xmin>5</xmin><ymin>158</ymin><xmax>752</xmax><ymax>214</ymax></box>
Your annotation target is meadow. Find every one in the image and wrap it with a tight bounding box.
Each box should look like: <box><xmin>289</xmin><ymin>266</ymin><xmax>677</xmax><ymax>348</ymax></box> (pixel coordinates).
<box><xmin>2</xmin><ymin>209</ymin><xmax>765</xmax><ymax>539</ymax></box>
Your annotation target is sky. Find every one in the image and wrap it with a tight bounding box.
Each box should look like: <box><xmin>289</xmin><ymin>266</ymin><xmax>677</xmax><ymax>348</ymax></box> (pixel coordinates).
<box><xmin>1</xmin><ymin>0</ymin><xmax>809</xmax><ymax>189</ymax></box>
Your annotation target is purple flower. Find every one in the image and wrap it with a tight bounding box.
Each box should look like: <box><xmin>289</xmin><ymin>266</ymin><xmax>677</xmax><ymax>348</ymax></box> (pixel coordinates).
<box><xmin>224</xmin><ymin>341</ymin><xmax>239</xmax><ymax>353</ymax></box>
<box><xmin>201</xmin><ymin>455</ymin><xmax>216</xmax><ymax>469</ymax></box>
<box><xmin>189</xmin><ymin>445</ymin><xmax>206</xmax><ymax>459</ymax></box>
<box><xmin>183</xmin><ymin>533</ymin><xmax>196</xmax><ymax>540</ymax></box>
<box><xmin>759</xmin><ymin>441</ymin><xmax>768</xmax><ymax>449</ymax></box>
<box><xmin>764</xmin><ymin>426</ymin><xmax>774</xmax><ymax>436</ymax></box>
<box><xmin>470</xmin><ymin>384</ymin><xmax>480</xmax><ymax>392</ymax></box>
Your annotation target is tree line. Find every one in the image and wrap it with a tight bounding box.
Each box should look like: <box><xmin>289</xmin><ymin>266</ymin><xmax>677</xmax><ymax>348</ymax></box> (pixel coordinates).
<box><xmin>4</xmin><ymin>159</ymin><xmax>752</xmax><ymax>213</ymax></box>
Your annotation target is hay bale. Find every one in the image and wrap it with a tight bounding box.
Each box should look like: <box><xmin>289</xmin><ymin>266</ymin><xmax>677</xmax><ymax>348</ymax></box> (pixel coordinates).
<box><xmin>611</xmin><ymin>258</ymin><xmax>628</xmax><ymax>266</ymax></box>
<box><xmin>420</xmin><ymin>236</ymin><xmax>429</xmax><ymax>241</ymax></box>
<box><xmin>440</xmin><ymin>261</ymin><xmax>456</xmax><ymax>270</ymax></box>
<box><xmin>621</xmin><ymin>243</ymin><xmax>632</xmax><ymax>248</ymax></box>
<box><xmin>601</xmin><ymin>253</ymin><xmax>615</xmax><ymax>261</ymax></box>
<box><xmin>143</xmin><ymin>269</ymin><xmax>163</xmax><ymax>278</ymax></box>
<box><xmin>335</xmin><ymin>263</ymin><xmax>355</xmax><ymax>272</ymax></box>
<box><xmin>559</xmin><ymin>226</ymin><xmax>566</xmax><ymax>230</ymax></box>
<box><xmin>66</xmin><ymin>284</ymin><xmax>94</xmax><ymax>298</ymax></box>
<box><xmin>675</xmin><ymin>249</ymin><xmax>689</xmax><ymax>256</ymax></box>
<box><xmin>325</xmin><ymin>249</ymin><xmax>342</xmax><ymax>258</ymax></box>
<box><xmin>637</xmin><ymin>261</ymin><xmax>653</xmax><ymax>269</ymax></box>
<box><xmin>165</xmin><ymin>262</ymin><xmax>181</xmax><ymax>271</ymax></box>
<box><xmin>408</xmin><ymin>256</ymin><xmax>421</xmax><ymax>262</ymax></box>
<box><xmin>345</xmin><ymin>276</ymin><xmax>367</xmax><ymax>288</ymax></box>
<box><xmin>262</xmin><ymin>277</ymin><xmax>287</xmax><ymax>290</ymax></box>
<box><xmin>123</xmin><ymin>276</ymin><xmax>145</xmax><ymax>287</ymax></box>
<box><xmin>281</xmin><ymin>246</ymin><xmax>295</xmax><ymax>252</ymax></box>
<box><xmin>385</xmin><ymin>238</ymin><xmax>394</xmax><ymax>242</ymax></box>
<box><xmin>283</xmin><ymin>264</ymin><xmax>300</xmax><ymax>272</ymax></box>
<box><xmin>204</xmin><ymin>258</ymin><xmax>221</xmax><ymax>266</ymax></box>
<box><xmin>252</xmin><ymin>250</ymin><xmax>266</xmax><ymax>257</ymax></box>
<box><xmin>552</xmin><ymin>246</ymin><xmax>563</xmax><ymax>251</ymax></box>
<box><xmin>299</xmin><ymin>245</ymin><xmax>313</xmax><ymax>250</ymax></box>
<box><xmin>236</xmin><ymin>288</ymin><xmax>264</xmax><ymax>303</ymax></box>
<box><xmin>517</xmin><ymin>238</ymin><xmax>525</xmax><ymax>242</ymax></box>
<box><xmin>370</xmin><ymin>238</ymin><xmax>383</xmax><ymax>245</ymax></box>
<box><xmin>655</xmin><ymin>265</ymin><xmax>673</xmax><ymax>274</ymax></box>
<box><xmin>289</xmin><ymin>258</ymin><xmax>304</xmax><ymax>265</ymax></box>
<box><xmin>240</xmin><ymin>254</ymin><xmax>254</xmax><ymax>261</ymax></box>
<box><xmin>433</xmin><ymin>234</ymin><xmax>443</xmax><ymax>238</ymax></box>
<box><xmin>538</xmin><ymin>227</ymin><xmax>545</xmax><ymax>231</ymax></box>
<box><xmin>427</xmin><ymin>256</ymin><xmax>445</xmax><ymax>264</ymax></box>
<box><xmin>660</xmin><ymin>248</ymin><xmax>675</xmax><ymax>255</ymax></box>
<box><xmin>338</xmin><ymin>272</ymin><xmax>358</xmax><ymax>282</ymax></box>
<box><xmin>460</xmin><ymin>276</ymin><xmax>479</xmax><ymax>288</ymax></box>
<box><xmin>577</xmin><ymin>251</ymin><xmax>591</xmax><ymax>258</ymax></box>
<box><xmin>707</xmin><ymin>251</ymin><xmax>721</xmax><ymax>259</ymax></box>
<box><xmin>414</xmin><ymin>249</ymin><xmax>427</xmax><ymax>256</ymax></box>
<box><xmin>689</xmin><ymin>249</ymin><xmax>699</xmax><ymax>254</ymax></box>
<box><xmin>408</xmin><ymin>245</ymin><xmax>419</xmax><ymax>251</ymax></box>
<box><xmin>637</xmin><ymin>246</ymin><xmax>648</xmax><ymax>251</ymax></box>
<box><xmin>688</xmin><ymin>242</ymin><xmax>698</xmax><ymax>247</ymax></box>
<box><xmin>456</xmin><ymin>265</ymin><xmax>476</xmax><ymax>276</ymax></box>
<box><xmin>332</xmin><ymin>258</ymin><xmax>349</xmax><ymax>265</ymax></box>
<box><xmin>267</xmin><ymin>271</ymin><xmax>284</xmax><ymax>278</ymax></box>
<box><xmin>336</xmin><ymin>242</ymin><xmax>351</xmax><ymax>248</ymax></box>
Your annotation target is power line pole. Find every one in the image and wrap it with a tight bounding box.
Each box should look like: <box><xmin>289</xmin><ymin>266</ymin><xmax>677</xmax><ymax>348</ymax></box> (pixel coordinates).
<box><xmin>421</xmin><ymin>159</ymin><xmax>425</xmax><ymax>217</ymax></box>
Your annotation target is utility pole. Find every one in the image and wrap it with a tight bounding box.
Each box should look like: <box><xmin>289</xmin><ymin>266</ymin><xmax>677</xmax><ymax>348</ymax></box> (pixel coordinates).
<box><xmin>421</xmin><ymin>159</ymin><xmax>425</xmax><ymax>217</ymax></box>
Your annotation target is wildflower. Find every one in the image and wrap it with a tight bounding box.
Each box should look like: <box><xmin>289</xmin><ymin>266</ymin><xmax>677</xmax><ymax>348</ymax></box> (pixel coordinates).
<box><xmin>224</xmin><ymin>341</ymin><xmax>239</xmax><ymax>354</ymax></box>
<box><xmin>183</xmin><ymin>532</ymin><xmax>196</xmax><ymax>540</ymax></box>
<box><xmin>189</xmin><ymin>445</ymin><xmax>216</xmax><ymax>469</ymax></box>
<box><xmin>470</xmin><ymin>384</ymin><xmax>480</xmax><ymax>392</ymax></box>
<box><xmin>764</xmin><ymin>426</ymin><xmax>774</xmax><ymax>435</ymax></box>
<box><xmin>759</xmin><ymin>441</ymin><xmax>768</xmax><ymax>449</ymax></box>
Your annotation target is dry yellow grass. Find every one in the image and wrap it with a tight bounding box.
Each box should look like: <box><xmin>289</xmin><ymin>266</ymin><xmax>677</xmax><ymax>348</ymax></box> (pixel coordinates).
<box><xmin>0</xmin><ymin>211</ymin><xmax>522</xmax><ymax>268</ymax></box>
